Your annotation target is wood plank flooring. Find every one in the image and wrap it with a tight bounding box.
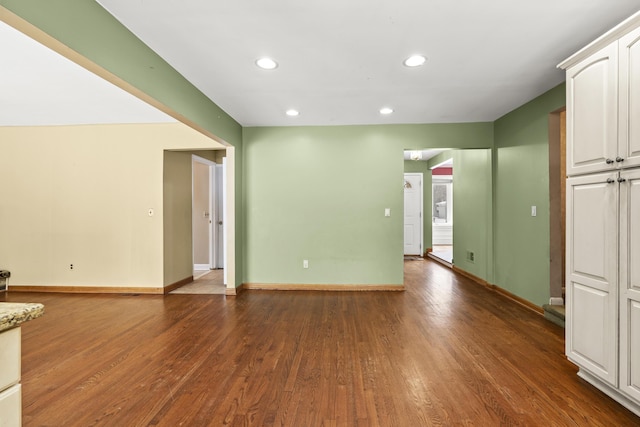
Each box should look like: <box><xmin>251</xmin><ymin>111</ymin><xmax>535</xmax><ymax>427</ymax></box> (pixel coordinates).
<box><xmin>2</xmin><ymin>259</ymin><xmax>639</xmax><ymax>426</ymax></box>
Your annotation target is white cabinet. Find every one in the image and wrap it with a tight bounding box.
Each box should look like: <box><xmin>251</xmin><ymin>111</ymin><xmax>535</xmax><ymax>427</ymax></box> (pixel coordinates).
<box><xmin>561</xmin><ymin>11</ymin><xmax>640</xmax><ymax>417</ymax></box>
<box><xmin>566</xmin><ymin>43</ymin><xmax>618</xmax><ymax>176</ymax></box>
<box><xmin>566</xmin><ymin>172</ymin><xmax>618</xmax><ymax>386</ymax></box>
<box><xmin>566</xmin><ymin>26</ymin><xmax>640</xmax><ymax>176</ymax></box>
<box><xmin>0</xmin><ymin>327</ymin><xmax>21</xmax><ymax>427</ymax></box>
<box><xmin>619</xmin><ymin>28</ymin><xmax>640</xmax><ymax>171</ymax></box>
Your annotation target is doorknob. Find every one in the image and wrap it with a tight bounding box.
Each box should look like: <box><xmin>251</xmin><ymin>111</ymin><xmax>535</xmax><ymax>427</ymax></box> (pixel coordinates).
<box><xmin>218</xmin><ymin>221</ymin><xmax>223</xmax><ymax>225</ymax></box>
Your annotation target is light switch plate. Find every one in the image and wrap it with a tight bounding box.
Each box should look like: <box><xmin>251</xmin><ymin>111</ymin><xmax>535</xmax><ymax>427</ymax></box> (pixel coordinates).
<box><xmin>531</xmin><ymin>206</ymin><xmax>537</xmax><ymax>217</ymax></box>
<box><xmin>385</xmin><ymin>208</ymin><xmax>391</xmax><ymax>217</ymax></box>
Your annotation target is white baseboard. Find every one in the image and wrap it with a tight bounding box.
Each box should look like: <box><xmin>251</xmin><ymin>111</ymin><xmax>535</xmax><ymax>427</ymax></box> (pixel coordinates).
<box><xmin>194</xmin><ymin>264</ymin><xmax>211</xmax><ymax>271</ymax></box>
<box><xmin>549</xmin><ymin>297</ymin><xmax>564</xmax><ymax>306</ymax></box>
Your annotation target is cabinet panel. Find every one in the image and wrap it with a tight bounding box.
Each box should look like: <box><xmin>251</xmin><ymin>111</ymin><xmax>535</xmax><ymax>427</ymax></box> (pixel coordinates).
<box><xmin>0</xmin><ymin>384</ymin><xmax>21</xmax><ymax>427</ymax></box>
<box><xmin>0</xmin><ymin>328</ymin><xmax>20</xmax><ymax>391</ymax></box>
<box><xmin>568</xmin><ymin>282</ymin><xmax>618</xmax><ymax>385</ymax></box>
<box><xmin>619</xmin><ymin>28</ymin><xmax>640</xmax><ymax>169</ymax></box>
<box><xmin>567</xmin><ymin>173</ymin><xmax>618</xmax><ymax>288</ymax></box>
<box><xmin>566</xmin><ymin>173</ymin><xmax>618</xmax><ymax>385</ymax></box>
<box><xmin>620</xmin><ymin>169</ymin><xmax>640</xmax><ymax>402</ymax></box>
<box><xmin>567</xmin><ymin>43</ymin><xmax>618</xmax><ymax>176</ymax></box>
<box><xmin>621</xmin><ymin>300</ymin><xmax>640</xmax><ymax>402</ymax></box>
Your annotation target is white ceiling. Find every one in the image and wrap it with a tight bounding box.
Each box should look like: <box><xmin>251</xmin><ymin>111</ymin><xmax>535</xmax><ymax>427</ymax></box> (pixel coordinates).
<box><xmin>0</xmin><ymin>20</ymin><xmax>175</xmax><ymax>126</ymax></box>
<box><xmin>95</xmin><ymin>0</ymin><xmax>640</xmax><ymax>127</ymax></box>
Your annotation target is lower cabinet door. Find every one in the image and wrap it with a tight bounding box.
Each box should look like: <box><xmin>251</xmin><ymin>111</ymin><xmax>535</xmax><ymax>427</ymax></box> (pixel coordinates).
<box><xmin>566</xmin><ymin>173</ymin><xmax>619</xmax><ymax>386</ymax></box>
<box><xmin>620</xmin><ymin>169</ymin><xmax>640</xmax><ymax>403</ymax></box>
<box><xmin>0</xmin><ymin>383</ymin><xmax>21</xmax><ymax>427</ymax></box>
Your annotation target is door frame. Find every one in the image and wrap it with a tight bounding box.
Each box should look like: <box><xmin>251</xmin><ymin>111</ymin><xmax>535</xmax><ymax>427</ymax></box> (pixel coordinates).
<box><xmin>192</xmin><ymin>155</ymin><xmax>218</xmax><ymax>271</ymax></box>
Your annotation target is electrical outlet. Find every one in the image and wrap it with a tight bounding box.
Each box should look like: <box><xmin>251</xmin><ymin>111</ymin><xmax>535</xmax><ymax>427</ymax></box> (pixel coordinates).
<box><xmin>467</xmin><ymin>251</ymin><xmax>475</xmax><ymax>263</ymax></box>
<box><xmin>303</xmin><ymin>260</ymin><xmax>309</xmax><ymax>269</ymax></box>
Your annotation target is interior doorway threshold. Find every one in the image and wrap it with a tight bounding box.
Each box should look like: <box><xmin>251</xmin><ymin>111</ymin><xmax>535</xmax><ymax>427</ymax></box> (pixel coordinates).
<box><xmin>427</xmin><ymin>253</ymin><xmax>452</xmax><ymax>268</ymax></box>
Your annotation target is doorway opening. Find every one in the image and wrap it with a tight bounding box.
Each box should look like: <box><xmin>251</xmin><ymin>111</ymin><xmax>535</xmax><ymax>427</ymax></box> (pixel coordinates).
<box><xmin>429</xmin><ymin>158</ymin><xmax>453</xmax><ymax>265</ymax></box>
<box><xmin>548</xmin><ymin>108</ymin><xmax>566</xmax><ymax>307</ymax></box>
<box><xmin>189</xmin><ymin>153</ymin><xmax>227</xmax><ymax>293</ymax></box>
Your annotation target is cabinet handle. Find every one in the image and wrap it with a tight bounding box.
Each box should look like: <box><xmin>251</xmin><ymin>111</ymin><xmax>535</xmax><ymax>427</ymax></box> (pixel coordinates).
<box><xmin>618</xmin><ymin>177</ymin><xmax>627</xmax><ymax>183</ymax></box>
<box><xmin>607</xmin><ymin>178</ymin><xmax>616</xmax><ymax>183</ymax></box>
<box><xmin>616</xmin><ymin>156</ymin><xmax>625</xmax><ymax>163</ymax></box>
<box><xmin>606</xmin><ymin>158</ymin><xmax>615</xmax><ymax>164</ymax></box>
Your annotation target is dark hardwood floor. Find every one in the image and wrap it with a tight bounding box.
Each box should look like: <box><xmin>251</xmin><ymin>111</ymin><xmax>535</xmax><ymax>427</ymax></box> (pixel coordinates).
<box><xmin>2</xmin><ymin>259</ymin><xmax>639</xmax><ymax>426</ymax></box>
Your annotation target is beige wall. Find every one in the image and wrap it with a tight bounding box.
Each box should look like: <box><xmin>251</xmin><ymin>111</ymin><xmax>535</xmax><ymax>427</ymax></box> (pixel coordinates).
<box><xmin>0</xmin><ymin>122</ymin><xmax>222</xmax><ymax>289</ymax></box>
<box><xmin>192</xmin><ymin>160</ymin><xmax>210</xmax><ymax>266</ymax></box>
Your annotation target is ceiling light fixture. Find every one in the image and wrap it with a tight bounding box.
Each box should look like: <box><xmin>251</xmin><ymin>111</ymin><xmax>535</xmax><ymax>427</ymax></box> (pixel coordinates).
<box><xmin>256</xmin><ymin>57</ymin><xmax>278</xmax><ymax>70</ymax></box>
<box><xmin>403</xmin><ymin>55</ymin><xmax>427</xmax><ymax>67</ymax></box>
<box><xmin>286</xmin><ymin>109</ymin><xmax>299</xmax><ymax>117</ymax></box>
<box><xmin>380</xmin><ymin>107</ymin><xmax>394</xmax><ymax>115</ymax></box>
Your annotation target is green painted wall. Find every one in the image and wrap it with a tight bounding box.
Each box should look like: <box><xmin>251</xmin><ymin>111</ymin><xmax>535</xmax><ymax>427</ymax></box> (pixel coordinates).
<box><xmin>243</xmin><ymin>124</ymin><xmax>492</xmax><ymax>286</ymax></box>
<box><xmin>493</xmin><ymin>84</ymin><xmax>565</xmax><ymax>306</ymax></box>
<box><xmin>424</xmin><ymin>149</ymin><xmax>493</xmax><ymax>281</ymax></box>
<box><xmin>452</xmin><ymin>150</ymin><xmax>493</xmax><ymax>281</ymax></box>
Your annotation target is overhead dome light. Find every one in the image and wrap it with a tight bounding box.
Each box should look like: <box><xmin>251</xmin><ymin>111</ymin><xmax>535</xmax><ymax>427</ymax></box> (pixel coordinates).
<box><xmin>256</xmin><ymin>57</ymin><xmax>278</xmax><ymax>70</ymax></box>
<box><xmin>379</xmin><ymin>107</ymin><xmax>394</xmax><ymax>115</ymax></box>
<box><xmin>403</xmin><ymin>55</ymin><xmax>426</xmax><ymax>67</ymax></box>
<box><xmin>286</xmin><ymin>109</ymin><xmax>299</xmax><ymax>117</ymax></box>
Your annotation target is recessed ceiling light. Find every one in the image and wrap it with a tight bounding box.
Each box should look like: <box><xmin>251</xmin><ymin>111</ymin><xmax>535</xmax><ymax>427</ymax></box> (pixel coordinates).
<box><xmin>403</xmin><ymin>55</ymin><xmax>426</xmax><ymax>67</ymax></box>
<box><xmin>256</xmin><ymin>57</ymin><xmax>278</xmax><ymax>70</ymax></box>
<box><xmin>286</xmin><ymin>109</ymin><xmax>299</xmax><ymax>117</ymax></box>
<box><xmin>380</xmin><ymin>107</ymin><xmax>394</xmax><ymax>115</ymax></box>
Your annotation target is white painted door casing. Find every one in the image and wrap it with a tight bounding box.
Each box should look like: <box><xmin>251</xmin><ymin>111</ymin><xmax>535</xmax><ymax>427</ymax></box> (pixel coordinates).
<box><xmin>566</xmin><ymin>172</ymin><xmax>619</xmax><ymax>386</ymax></box>
<box><xmin>403</xmin><ymin>173</ymin><xmax>422</xmax><ymax>256</ymax></box>
<box><xmin>620</xmin><ymin>168</ymin><xmax>640</xmax><ymax>402</ymax></box>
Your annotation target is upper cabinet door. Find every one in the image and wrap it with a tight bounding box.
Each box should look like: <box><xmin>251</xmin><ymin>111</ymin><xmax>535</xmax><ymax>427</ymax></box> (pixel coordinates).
<box><xmin>567</xmin><ymin>42</ymin><xmax>619</xmax><ymax>176</ymax></box>
<box><xmin>619</xmin><ymin>27</ymin><xmax>640</xmax><ymax>170</ymax></box>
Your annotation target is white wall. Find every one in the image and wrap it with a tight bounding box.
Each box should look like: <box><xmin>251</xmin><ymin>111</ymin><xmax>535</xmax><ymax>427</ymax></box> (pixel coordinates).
<box><xmin>0</xmin><ymin>123</ymin><xmax>223</xmax><ymax>289</ymax></box>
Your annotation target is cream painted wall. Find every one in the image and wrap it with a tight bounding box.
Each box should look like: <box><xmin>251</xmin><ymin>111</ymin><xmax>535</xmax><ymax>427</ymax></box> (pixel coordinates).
<box><xmin>163</xmin><ymin>151</ymin><xmax>194</xmax><ymax>286</ymax></box>
<box><xmin>0</xmin><ymin>122</ymin><xmax>222</xmax><ymax>289</ymax></box>
<box><xmin>192</xmin><ymin>160</ymin><xmax>210</xmax><ymax>265</ymax></box>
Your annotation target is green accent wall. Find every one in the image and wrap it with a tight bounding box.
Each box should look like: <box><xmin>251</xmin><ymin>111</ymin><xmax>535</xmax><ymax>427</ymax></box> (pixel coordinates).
<box><xmin>243</xmin><ymin>124</ymin><xmax>492</xmax><ymax>286</ymax></box>
<box><xmin>419</xmin><ymin>149</ymin><xmax>493</xmax><ymax>282</ymax></box>
<box><xmin>493</xmin><ymin>84</ymin><xmax>566</xmax><ymax>306</ymax></box>
<box><xmin>452</xmin><ymin>150</ymin><xmax>493</xmax><ymax>281</ymax></box>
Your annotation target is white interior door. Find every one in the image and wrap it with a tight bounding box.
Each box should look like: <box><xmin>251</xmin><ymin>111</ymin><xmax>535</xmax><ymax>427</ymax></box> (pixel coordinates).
<box><xmin>404</xmin><ymin>173</ymin><xmax>423</xmax><ymax>255</ymax></box>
